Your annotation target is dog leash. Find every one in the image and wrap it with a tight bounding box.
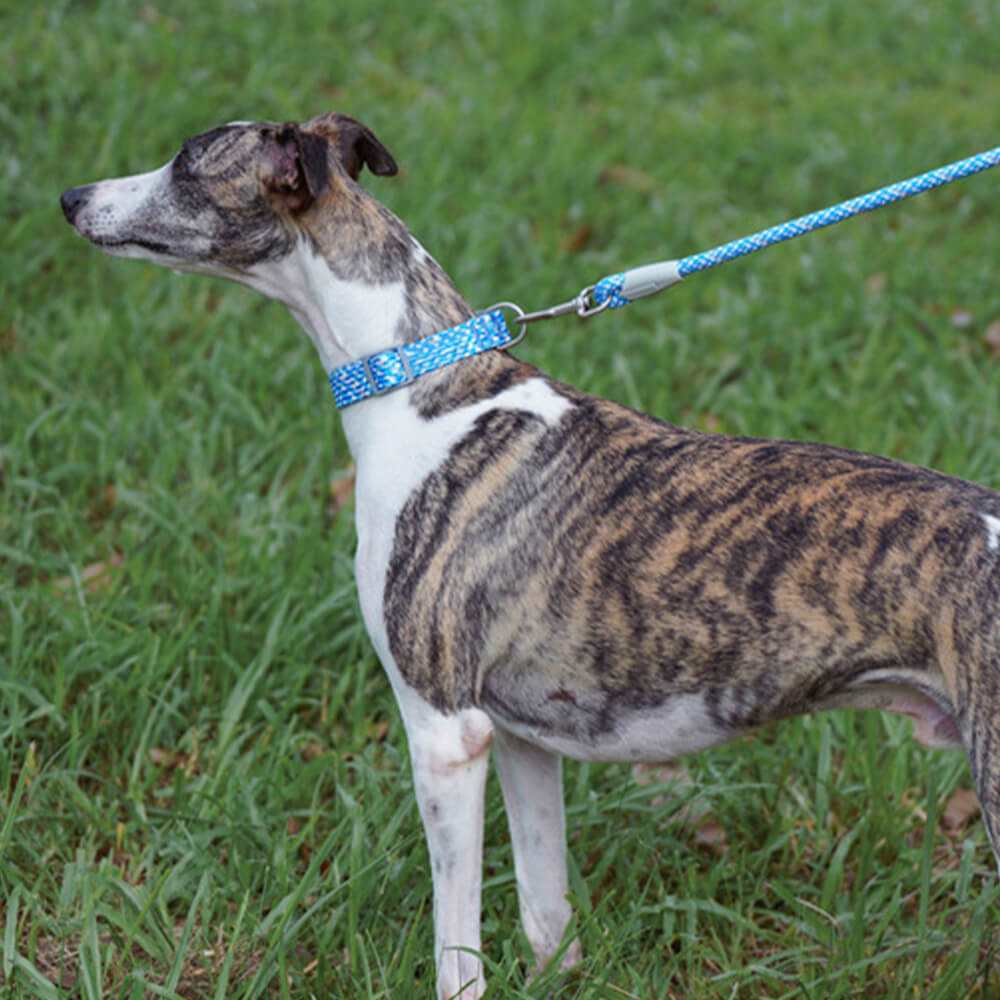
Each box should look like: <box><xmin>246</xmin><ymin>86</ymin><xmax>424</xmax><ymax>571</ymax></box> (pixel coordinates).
<box><xmin>527</xmin><ymin>143</ymin><xmax>1000</xmax><ymax>322</ymax></box>
<box><xmin>330</xmin><ymin>144</ymin><xmax>1000</xmax><ymax>408</ymax></box>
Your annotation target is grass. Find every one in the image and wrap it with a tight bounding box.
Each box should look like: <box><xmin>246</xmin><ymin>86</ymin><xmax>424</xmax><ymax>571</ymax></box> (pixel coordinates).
<box><xmin>4</xmin><ymin>0</ymin><xmax>1000</xmax><ymax>996</ymax></box>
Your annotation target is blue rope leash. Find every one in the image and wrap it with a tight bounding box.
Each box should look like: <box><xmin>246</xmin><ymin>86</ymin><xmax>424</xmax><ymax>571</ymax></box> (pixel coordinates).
<box><xmin>677</xmin><ymin>145</ymin><xmax>1000</xmax><ymax>279</ymax></box>
<box><xmin>536</xmin><ymin>144</ymin><xmax>1000</xmax><ymax>316</ymax></box>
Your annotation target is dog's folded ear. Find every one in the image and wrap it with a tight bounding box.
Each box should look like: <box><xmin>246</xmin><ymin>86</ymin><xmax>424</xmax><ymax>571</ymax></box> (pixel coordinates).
<box><xmin>261</xmin><ymin>114</ymin><xmax>398</xmax><ymax>211</ymax></box>
<box><xmin>303</xmin><ymin>112</ymin><xmax>399</xmax><ymax>182</ymax></box>
<box><xmin>261</xmin><ymin>124</ymin><xmax>331</xmax><ymax>213</ymax></box>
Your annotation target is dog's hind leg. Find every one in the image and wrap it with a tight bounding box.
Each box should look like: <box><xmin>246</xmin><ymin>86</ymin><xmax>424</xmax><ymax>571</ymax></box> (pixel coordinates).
<box><xmin>492</xmin><ymin>726</ymin><xmax>582</xmax><ymax>976</ymax></box>
<box><xmin>960</xmin><ymin>667</ymin><xmax>1000</xmax><ymax>871</ymax></box>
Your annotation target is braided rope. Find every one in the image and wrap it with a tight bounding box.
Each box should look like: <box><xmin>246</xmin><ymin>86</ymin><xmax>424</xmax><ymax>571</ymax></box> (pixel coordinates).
<box><xmin>592</xmin><ymin>145</ymin><xmax>1000</xmax><ymax>308</ymax></box>
<box><xmin>677</xmin><ymin>146</ymin><xmax>1000</xmax><ymax>277</ymax></box>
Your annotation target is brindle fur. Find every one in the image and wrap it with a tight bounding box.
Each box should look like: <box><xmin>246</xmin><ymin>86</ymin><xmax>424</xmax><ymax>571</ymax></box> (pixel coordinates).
<box><xmin>386</xmin><ymin>385</ymin><xmax>1000</xmax><ymax>756</ymax></box>
<box><xmin>62</xmin><ymin>112</ymin><xmax>1000</xmax><ymax>998</ymax></box>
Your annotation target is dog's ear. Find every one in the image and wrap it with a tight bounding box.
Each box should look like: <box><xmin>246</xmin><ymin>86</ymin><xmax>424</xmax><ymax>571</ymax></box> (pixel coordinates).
<box><xmin>260</xmin><ymin>123</ymin><xmax>330</xmax><ymax>213</ymax></box>
<box><xmin>304</xmin><ymin>112</ymin><xmax>399</xmax><ymax>182</ymax></box>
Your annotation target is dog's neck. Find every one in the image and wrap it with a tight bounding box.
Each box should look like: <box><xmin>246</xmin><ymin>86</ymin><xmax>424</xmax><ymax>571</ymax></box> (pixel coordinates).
<box><xmin>245</xmin><ymin>191</ymin><xmax>535</xmax><ymax>421</ymax></box>
<box><xmin>250</xmin><ymin>238</ymin><xmax>419</xmax><ymax>369</ymax></box>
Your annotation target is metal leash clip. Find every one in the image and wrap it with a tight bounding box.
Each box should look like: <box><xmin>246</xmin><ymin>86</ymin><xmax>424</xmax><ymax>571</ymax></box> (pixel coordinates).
<box><xmin>480</xmin><ymin>287</ymin><xmax>611</xmax><ymax>349</ymax></box>
<box><xmin>516</xmin><ymin>285</ymin><xmax>612</xmax><ymax>326</ymax></box>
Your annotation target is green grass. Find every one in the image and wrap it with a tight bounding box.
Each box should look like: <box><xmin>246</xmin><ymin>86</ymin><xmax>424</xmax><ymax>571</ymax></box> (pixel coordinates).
<box><xmin>4</xmin><ymin>0</ymin><xmax>1000</xmax><ymax>996</ymax></box>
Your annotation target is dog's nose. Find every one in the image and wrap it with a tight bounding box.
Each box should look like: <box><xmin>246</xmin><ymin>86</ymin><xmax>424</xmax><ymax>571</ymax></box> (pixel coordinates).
<box><xmin>60</xmin><ymin>185</ymin><xmax>94</xmax><ymax>224</ymax></box>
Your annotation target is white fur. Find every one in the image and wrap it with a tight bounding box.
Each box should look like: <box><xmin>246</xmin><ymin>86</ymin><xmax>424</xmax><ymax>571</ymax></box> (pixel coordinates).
<box><xmin>266</xmin><ymin>251</ymin><xmax>572</xmax><ymax>692</ymax></box>
<box><xmin>493</xmin><ymin>729</ymin><xmax>580</xmax><ymax>972</ymax></box>
<box><xmin>245</xmin><ymin>242</ymin><xmax>407</xmax><ymax>370</ymax></box>
<box><xmin>982</xmin><ymin>513</ymin><xmax>1000</xmax><ymax>552</ymax></box>
<box><xmin>71</xmin><ymin>164</ymin><xmax>207</xmax><ymax>261</ymax></box>
<box><xmin>338</xmin><ymin>380</ymin><xmax>571</xmax><ymax>1000</ymax></box>
<box><xmin>499</xmin><ymin>692</ymin><xmax>732</xmax><ymax>763</ymax></box>
<box><xmin>91</xmin><ymin>163</ymin><xmax>171</xmax><ymax>221</ymax></box>
<box><xmin>345</xmin><ymin>378</ymin><xmax>572</xmax><ymax>658</ymax></box>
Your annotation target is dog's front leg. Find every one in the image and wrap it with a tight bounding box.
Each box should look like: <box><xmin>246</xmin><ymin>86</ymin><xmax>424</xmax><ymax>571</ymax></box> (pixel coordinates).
<box><xmin>405</xmin><ymin>704</ymin><xmax>493</xmax><ymax>1000</ymax></box>
<box><xmin>492</xmin><ymin>726</ymin><xmax>582</xmax><ymax>977</ymax></box>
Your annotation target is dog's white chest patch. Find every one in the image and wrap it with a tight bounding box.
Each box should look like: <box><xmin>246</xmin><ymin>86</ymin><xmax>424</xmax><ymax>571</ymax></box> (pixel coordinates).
<box><xmin>982</xmin><ymin>513</ymin><xmax>1000</xmax><ymax>552</ymax></box>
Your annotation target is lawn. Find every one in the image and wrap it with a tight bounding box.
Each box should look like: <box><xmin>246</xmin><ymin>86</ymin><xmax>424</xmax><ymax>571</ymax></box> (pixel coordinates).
<box><xmin>3</xmin><ymin>1</ymin><xmax>1000</xmax><ymax>997</ymax></box>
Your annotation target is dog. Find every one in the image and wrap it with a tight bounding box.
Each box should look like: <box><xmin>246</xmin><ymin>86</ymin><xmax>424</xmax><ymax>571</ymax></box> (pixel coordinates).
<box><xmin>62</xmin><ymin>112</ymin><xmax>1000</xmax><ymax>999</ymax></box>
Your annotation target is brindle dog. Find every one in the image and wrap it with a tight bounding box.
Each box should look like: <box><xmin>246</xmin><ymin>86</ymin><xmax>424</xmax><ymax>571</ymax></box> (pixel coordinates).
<box><xmin>62</xmin><ymin>112</ymin><xmax>1000</xmax><ymax>999</ymax></box>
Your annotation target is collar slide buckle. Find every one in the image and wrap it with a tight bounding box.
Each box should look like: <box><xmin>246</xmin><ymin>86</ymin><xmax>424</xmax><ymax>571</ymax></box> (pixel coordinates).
<box><xmin>361</xmin><ymin>345</ymin><xmax>415</xmax><ymax>397</ymax></box>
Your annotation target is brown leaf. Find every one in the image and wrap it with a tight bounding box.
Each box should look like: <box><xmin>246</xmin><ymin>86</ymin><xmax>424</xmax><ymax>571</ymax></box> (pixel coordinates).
<box><xmin>149</xmin><ymin>748</ymin><xmax>187</xmax><ymax>769</ymax></box>
<box><xmin>865</xmin><ymin>272</ymin><xmax>887</xmax><ymax>294</ymax></box>
<box><xmin>367</xmin><ymin>719</ymin><xmax>390</xmax><ymax>742</ymax></box>
<box><xmin>632</xmin><ymin>761</ymin><xmax>686</xmax><ymax>786</ymax></box>
<box><xmin>53</xmin><ymin>552</ymin><xmax>123</xmax><ymax>595</ymax></box>
<box><xmin>941</xmin><ymin>787</ymin><xmax>980</xmax><ymax>833</ymax></box>
<box><xmin>561</xmin><ymin>224</ymin><xmax>594</xmax><ymax>254</ymax></box>
<box><xmin>598</xmin><ymin>164</ymin><xmax>657</xmax><ymax>193</ymax></box>
<box><xmin>301</xmin><ymin>741</ymin><xmax>328</xmax><ymax>762</ymax></box>
<box><xmin>632</xmin><ymin>762</ymin><xmax>726</xmax><ymax>851</ymax></box>
<box><xmin>693</xmin><ymin>817</ymin><xmax>729</xmax><ymax>855</ymax></box>
<box><xmin>328</xmin><ymin>463</ymin><xmax>355</xmax><ymax>517</ymax></box>
<box><xmin>149</xmin><ymin>744</ymin><xmax>199</xmax><ymax>775</ymax></box>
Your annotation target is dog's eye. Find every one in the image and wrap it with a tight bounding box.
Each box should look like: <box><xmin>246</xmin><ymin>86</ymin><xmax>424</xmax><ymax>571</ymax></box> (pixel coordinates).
<box><xmin>173</xmin><ymin>144</ymin><xmax>193</xmax><ymax>177</ymax></box>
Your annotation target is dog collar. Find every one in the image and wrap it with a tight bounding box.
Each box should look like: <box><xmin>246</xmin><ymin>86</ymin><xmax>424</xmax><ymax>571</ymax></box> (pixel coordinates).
<box><xmin>328</xmin><ymin>306</ymin><xmax>522</xmax><ymax>408</ymax></box>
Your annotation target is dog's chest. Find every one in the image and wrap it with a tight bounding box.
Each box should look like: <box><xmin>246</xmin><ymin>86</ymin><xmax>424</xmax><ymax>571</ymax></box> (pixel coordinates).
<box><xmin>342</xmin><ymin>378</ymin><xmax>573</xmax><ymax>689</ymax></box>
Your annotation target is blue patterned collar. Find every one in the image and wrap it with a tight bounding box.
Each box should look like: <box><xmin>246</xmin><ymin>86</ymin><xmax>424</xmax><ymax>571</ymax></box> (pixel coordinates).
<box><xmin>328</xmin><ymin>307</ymin><xmax>519</xmax><ymax>408</ymax></box>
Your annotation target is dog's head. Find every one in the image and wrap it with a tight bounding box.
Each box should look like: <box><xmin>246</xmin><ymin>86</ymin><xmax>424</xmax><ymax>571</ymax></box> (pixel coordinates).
<box><xmin>60</xmin><ymin>112</ymin><xmax>399</xmax><ymax>275</ymax></box>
